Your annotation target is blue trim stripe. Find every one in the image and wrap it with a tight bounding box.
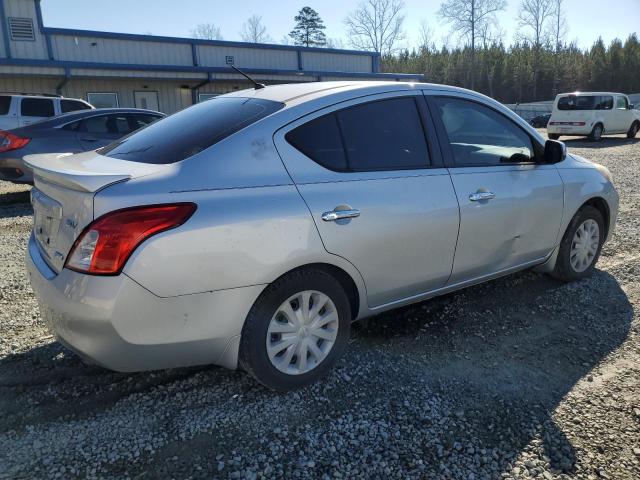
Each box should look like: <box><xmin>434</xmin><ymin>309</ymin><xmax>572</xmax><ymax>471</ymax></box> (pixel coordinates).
<box><xmin>0</xmin><ymin>0</ymin><xmax>11</xmax><ymax>59</ymax></box>
<box><xmin>0</xmin><ymin>57</ymin><xmax>424</xmax><ymax>81</ymax></box>
<box><xmin>34</xmin><ymin>0</ymin><xmax>54</xmax><ymax>60</ymax></box>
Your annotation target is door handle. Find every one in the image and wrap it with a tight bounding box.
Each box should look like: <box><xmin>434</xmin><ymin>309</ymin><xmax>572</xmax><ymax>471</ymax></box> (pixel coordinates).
<box><xmin>81</xmin><ymin>138</ymin><xmax>98</xmax><ymax>142</ymax></box>
<box><xmin>321</xmin><ymin>209</ymin><xmax>360</xmax><ymax>222</ymax></box>
<box><xmin>469</xmin><ymin>191</ymin><xmax>496</xmax><ymax>202</ymax></box>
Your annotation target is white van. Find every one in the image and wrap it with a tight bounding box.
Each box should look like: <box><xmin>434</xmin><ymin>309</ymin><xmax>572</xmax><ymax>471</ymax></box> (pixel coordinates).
<box><xmin>547</xmin><ymin>92</ymin><xmax>640</xmax><ymax>141</ymax></box>
<box><xmin>0</xmin><ymin>93</ymin><xmax>94</xmax><ymax>131</ymax></box>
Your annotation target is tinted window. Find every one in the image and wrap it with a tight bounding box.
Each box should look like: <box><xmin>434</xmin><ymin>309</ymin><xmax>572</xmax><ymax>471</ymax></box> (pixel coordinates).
<box><xmin>82</xmin><ymin>115</ymin><xmax>131</xmax><ymax>134</ymax></box>
<box><xmin>100</xmin><ymin>97</ymin><xmax>283</xmax><ymax>164</ymax></box>
<box><xmin>62</xmin><ymin>120</ymin><xmax>81</xmax><ymax>132</ymax></box>
<box><xmin>87</xmin><ymin>92</ymin><xmax>118</xmax><ymax>108</ymax></box>
<box><xmin>61</xmin><ymin>99</ymin><xmax>91</xmax><ymax>113</ymax></box>
<box><xmin>21</xmin><ymin>98</ymin><xmax>55</xmax><ymax>117</ymax></box>
<box><xmin>0</xmin><ymin>96</ymin><xmax>10</xmax><ymax>115</ymax></box>
<box><xmin>285</xmin><ymin>114</ymin><xmax>347</xmax><ymax>171</ymax></box>
<box><xmin>557</xmin><ymin>95</ymin><xmax>613</xmax><ymax>110</ymax></box>
<box><xmin>286</xmin><ymin>97</ymin><xmax>430</xmax><ymax>172</ymax></box>
<box><xmin>435</xmin><ymin>97</ymin><xmax>534</xmax><ymax>166</ymax></box>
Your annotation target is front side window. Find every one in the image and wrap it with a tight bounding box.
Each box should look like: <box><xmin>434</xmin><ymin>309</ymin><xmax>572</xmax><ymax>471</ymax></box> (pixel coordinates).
<box><xmin>434</xmin><ymin>97</ymin><xmax>534</xmax><ymax>166</ymax></box>
<box><xmin>616</xmin><ymin>96</ymin><xmax>628</xmax><ymax>109</ymax></box>
<box><xmin>87</xmin><ymin>92</ymin><xmax>119</xmax><ymax>109</ymax></box>
<box><xmin>128</xmin><ymin>114</ymin><xmax>162</xmax><ymax>131</ymax></box>
<box><xmin>100</xmin><ymin>97</ymin><xmax>283</xmax><ymax>164</ymax></box>
<box><xmin>61</xmin><ymin>99</ymin><xmax>91</xmax><ymax>113</ymax></box>
<box><xmin>286</xmin><ymin>97</ymin><xmax>430</xmax><ymax>172</ymax></box>
<box><xmin>20</xmin><ymin>98</ymin><xmax>55</xmax><ymax>117</ymax></box>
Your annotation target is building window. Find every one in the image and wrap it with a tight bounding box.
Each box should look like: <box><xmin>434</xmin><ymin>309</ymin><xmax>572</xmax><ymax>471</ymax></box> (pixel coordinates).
<box><xmin>87</xmin><ymin>92</ymin><xmax>119</xmax><ymax>108</ymax></box>
<box><xmin>198</xmin><ymin>93</ymin><xmax>220</xmax><ymax>102</ymax></box>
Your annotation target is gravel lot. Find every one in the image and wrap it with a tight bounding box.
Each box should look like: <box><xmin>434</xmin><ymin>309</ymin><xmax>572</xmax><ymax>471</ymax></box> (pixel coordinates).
<box><xmin>1</xmin><ymin>135</ymin><xmax>639</xmax><ymax>479</ymax></box>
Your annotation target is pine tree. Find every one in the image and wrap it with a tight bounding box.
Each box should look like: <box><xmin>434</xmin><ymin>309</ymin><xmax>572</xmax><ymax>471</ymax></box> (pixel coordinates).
<box><xmin>289</xmin><ymin>7</ymin><xmax>326</xmax><ymax>47</ymax></box>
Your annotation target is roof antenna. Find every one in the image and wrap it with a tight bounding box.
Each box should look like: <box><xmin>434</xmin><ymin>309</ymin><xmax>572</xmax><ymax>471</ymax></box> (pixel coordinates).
<box><xmin>231</xmin><ymin>65</ymin><xmax>266</xmax><ymax>90</ymax></box>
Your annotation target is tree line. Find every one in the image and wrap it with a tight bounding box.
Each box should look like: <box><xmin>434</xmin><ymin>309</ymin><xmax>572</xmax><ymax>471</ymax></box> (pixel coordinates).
<box><xmin>189</xmin><ymin>1</ymin><xmax>640</xmax><ymax>103</ymax></box>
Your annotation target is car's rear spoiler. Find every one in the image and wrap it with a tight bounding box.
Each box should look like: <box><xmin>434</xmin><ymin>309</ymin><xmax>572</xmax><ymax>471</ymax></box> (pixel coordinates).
<box><xmin>24</xmin><ymin>152</ymin><xmax>167</xmax><ymax>193</ymax></box>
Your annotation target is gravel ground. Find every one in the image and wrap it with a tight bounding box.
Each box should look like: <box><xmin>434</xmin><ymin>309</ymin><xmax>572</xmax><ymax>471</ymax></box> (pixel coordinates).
<box><xmin>1</xmin><ymin>135</ymin><xmax>639</xmax><ymax>479</ymax></box>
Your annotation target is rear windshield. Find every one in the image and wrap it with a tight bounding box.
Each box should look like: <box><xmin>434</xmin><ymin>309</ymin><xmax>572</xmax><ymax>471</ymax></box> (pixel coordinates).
<box><xmin>100</xmin><ymin>97</ymin><xmax>284</xmax><ymax>164</ymax></box>
<box><xmin>557</xmin><ymin>95</ymin><xmax>613</xmax><ymax>111</ymax></box>
<box><xmin>0</xmin><ymin>96</ymin><xmax>10</xmax><ymax>115</ymax></box>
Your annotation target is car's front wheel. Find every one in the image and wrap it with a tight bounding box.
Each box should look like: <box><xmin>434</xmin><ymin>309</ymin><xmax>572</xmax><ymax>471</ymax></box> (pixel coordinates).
<box><xmin>239</xmin><ymin>268</ymin><xmax>351</xmax><ymax>391</ymax></box>
<box><xmin>552</xmin><ymin>205</ymin><xmax>605</xmax><ymax>282</ymax></box>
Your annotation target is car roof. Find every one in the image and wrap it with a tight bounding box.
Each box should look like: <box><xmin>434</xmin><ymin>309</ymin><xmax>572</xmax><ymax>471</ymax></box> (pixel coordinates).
<box><xmin>222</xmin><ymin>81</ymin><xmax>473</xmax><ymax>106</ymax></box>
<box><xmin>557</xmin><ymin>92</ymin><xmax>626</xmax><ymax>97</ymax></box>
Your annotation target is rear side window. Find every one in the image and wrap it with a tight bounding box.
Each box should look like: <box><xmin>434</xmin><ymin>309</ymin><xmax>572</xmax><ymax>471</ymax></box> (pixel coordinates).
<box><xmin>21</xmin><ymin>98</ymin><xmax>55</xmax><ymax>117</ymax></box>
<box><xmin>100</xmin><ymin>97</ymin><xmax>283</xmax><ymax>164</ymax></box>
<box><xmin>0</xmin><ymin>96</ymin><xmax>10</xmax><ymax>115</ymax></box>
<box><xmin>61</xmin><ymin>99</ymin><xmax>91</xmax><ymax>113</ymax></box>
<box><xmin>557</xmin><ymin>95</ymin><xmax>613</xmax><ymax>111</ymax></box>
<box><xmin>286</xmin><ymin>97</ymin><xmax>430</xmax><ymax>172</ymax></box>
<box><xmin>82</xmin><ymin>114</ymin><xmax>131</xmax><ymax>134</ymax></box>
<box><xmin>128</xmin><ymin>114</ymin><xmax>162</xmax><ymax>131</ymax></box>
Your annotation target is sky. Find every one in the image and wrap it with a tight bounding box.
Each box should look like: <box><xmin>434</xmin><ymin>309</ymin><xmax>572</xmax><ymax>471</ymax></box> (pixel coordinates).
<box><xmin>41</xmin><ymin>0</ymin><xmax>639</xmax><ymax>51</ymax></box>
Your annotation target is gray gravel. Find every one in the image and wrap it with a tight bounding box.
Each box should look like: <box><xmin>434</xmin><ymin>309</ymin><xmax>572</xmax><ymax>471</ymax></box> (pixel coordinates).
<box><xmin>1</xmin><ymin>135</ymin><xmax>639</xmax><ymax>479</ymax></box>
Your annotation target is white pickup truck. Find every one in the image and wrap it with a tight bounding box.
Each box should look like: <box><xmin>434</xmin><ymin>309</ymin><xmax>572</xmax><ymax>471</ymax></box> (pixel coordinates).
<box><xmin>547</xmin><ymin>92</ymin><xmax>640</xmax><ymax>141</ymax></box>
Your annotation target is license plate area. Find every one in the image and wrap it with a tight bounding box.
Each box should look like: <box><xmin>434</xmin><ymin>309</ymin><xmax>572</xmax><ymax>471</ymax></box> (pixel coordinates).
<box><xmin>31</xmin><ymin>189</ymin><xmax>63</xmax><ymax>256</ymax></box>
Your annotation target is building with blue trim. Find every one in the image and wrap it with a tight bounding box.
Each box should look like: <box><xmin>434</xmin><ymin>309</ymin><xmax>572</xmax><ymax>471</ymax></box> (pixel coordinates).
<box><xmin>0</xmin><ymin>0</ymin><xmax>423</xmax><ymax>113</ymax></box>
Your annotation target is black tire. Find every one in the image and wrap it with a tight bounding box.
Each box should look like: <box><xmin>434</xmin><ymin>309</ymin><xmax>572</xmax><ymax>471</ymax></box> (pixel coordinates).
<box><xmin>588</xmin><ymin>123</ymin><xmax>603</xmax><ymax>142</ymax></box>
<box><xmin>548</xmin><ymin>134</ymin><xmax>560</xmax><ymax>140</ymax></box>
<box><xmin>551</xmin><ymin>205</ymin><xmax>605</xmax><ymax>282</ymax></box>
<box><xmin>239</xmin><ymin>268</ymin><xmax>351</xmax><ymax>391</ymax></box>
<box><xmin>627</xmin><ymin>121</ymin><xmax>639</xmax><ymax>139</ymax></box>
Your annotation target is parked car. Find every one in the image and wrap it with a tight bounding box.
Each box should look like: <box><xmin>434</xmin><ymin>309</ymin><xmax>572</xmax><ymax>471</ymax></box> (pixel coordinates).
<box><xmin>547</xmin><ymin>92</ymin><xmax>640</xmax><ymax>141</ymax></box>
<box><xmin>529</xmin><ymin>113</ymin><xmax>551</xmax><ymax>128</ymax></box>
<box><xmin>25</xmin><ymin>82</ymin><xmax>618</xmax><ymax>391</ymax></box>
<box><xmin>0</xmin><ymin>108</ymin><xmax>164</xmax><ymax>183</ymax></box>
<box><xmin>0</xmin><ymin>93</ymin><xmax>94</xmax><ymax>130</ymax></box>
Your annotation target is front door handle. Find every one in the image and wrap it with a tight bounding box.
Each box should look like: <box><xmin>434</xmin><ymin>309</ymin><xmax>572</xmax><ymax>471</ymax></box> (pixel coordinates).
<box><xmin>321</xmin><ymin>209</ymin><xmax>360</xmax><ymax>222</ymax></box>
<box><xmin>469</xmin><ymin>191</ymin><xmax>496</xmax><ymax>202</ymax></box>
<box><xmin>81</xmin><ymin>138</ymin><xmax>99</xmax><ymax>142</ymax></box>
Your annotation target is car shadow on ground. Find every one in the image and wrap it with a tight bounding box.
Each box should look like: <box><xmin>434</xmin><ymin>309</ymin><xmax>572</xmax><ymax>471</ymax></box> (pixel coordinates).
<box><xmin>560</xmin><ymin>136</ymin><xmax>640</xmax><ymax>149</ymax></box>
<box><xmin>0</xmin><ymin>269</ymin><xmax>633</xmax><ymax>478</ymax></box>
<box><xmin>0</xmin><ymin>189</ymin><xmax>30</xmax><ymax>207</ymax></box>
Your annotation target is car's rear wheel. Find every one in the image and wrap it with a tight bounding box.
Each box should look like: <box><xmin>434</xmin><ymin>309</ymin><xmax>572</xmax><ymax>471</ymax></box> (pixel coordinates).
<box><xmin>551</xmin><ymin>205</ymin><xmax>605</xmax><ymax>282</ymax></box>
<box><xmin>548</xmin><ymin>134</ymin><xmax>560</xmax><ymax>140</ymax></box>
<box><xmin>239</xmin><ymin>268</ymin><xmax>351</xmax><ymax>391</ymax></box>
<box><xmin>627</xmin><ymin>121</ymin><xmax>639</xmax><ymax>139</ymax></box>
<box><xmin>589</xmin><ymin>124</ymin><xmax>603</xmax><ymax>142</ymax></box>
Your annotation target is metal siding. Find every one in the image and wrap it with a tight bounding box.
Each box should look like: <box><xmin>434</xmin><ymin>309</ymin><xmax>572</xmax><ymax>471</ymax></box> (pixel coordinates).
<box><xmin>0</xmin><ymin>64</ymin><xmax>62</xmax><ymax>75</ymax></box>
<box><xmin>197</xmin><ymin>45</ymin><xmax>298</xmax><ymax>70</ymax></box>
<box><xmin>51</xmin><ymin>35</ymin><xmax>193</xmax><ymax>66</ymax></box>
<box><xmin>302</xmin><ymin>51</ymin><xmax>372</xmax><ymax>73</ymax></box>
<box><xmin>4</xmin><ymin>0</ymin><xmax>47</xmax><ymax>59</ymax></box>
<box><xmin>0</xmin><ymin>2</ymin><xmax>6</xmax><ymax>58</ymax></box>
<box><xmin>0</xmin><ymin>73</ymin><xmax>57</xmax><ymax>92</ymax></box>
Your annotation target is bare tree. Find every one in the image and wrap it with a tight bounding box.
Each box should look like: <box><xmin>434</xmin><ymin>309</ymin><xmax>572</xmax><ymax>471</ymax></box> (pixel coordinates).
<box><xmin>517</xmin><ymin>0</ymin><xmax>553</xmax><ymax>100</ymax></box>
<box><xmin>191</xmin><ymin>23</ymin><xmax>223</xmax><ymax>40</ymax></box>
<box><xmin>419</xmin><ymin>20</ymin><xmax>434</xmax><ymax>51</ymax></box>
<box><xmin>344</xmin><ymin>0</ymin><xmax>406</xmax><ymax>55</ymax></box>
<box><xmin>240</xmin><ymin>15</ymin><xmax>271</xmax><ymax>43</ymax></box>
<box><xmin>547</xmin><ymin>0</ymin><xmax>568</xmax><ymax>95</ymax></box>
<box><xmin>325</xmin><ymin>37</ymin><xmax>346</xmax><ymax>49</ymax></box>
<box><xmin>437</xmin><ymin>0</ymin><xmax>507</xmax><ymax>89</ymax></box>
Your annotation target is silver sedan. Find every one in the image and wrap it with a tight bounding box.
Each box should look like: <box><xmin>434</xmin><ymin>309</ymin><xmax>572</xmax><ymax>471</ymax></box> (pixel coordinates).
<box><xmin>25</xmin><ymin>81</ymin><xmax>618</xmax><ymax>390</ymax></box>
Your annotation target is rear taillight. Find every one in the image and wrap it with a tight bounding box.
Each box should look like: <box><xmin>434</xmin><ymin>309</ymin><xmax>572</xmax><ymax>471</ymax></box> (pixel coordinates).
<box><xmin>0</xmin><ymin>131</ymin><xmax>30</xmax><ymax>153</ymax></box>
<box><xmin>65</xmin><ymin>203</ymin><xmax>196</xmax><ymax>275</ymax></box>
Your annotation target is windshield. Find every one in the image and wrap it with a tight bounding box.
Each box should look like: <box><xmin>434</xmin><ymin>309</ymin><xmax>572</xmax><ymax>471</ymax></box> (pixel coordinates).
<box><xmin>99</xmin><ymin>97</ymin><xmax>284</xmax><ymax>164</ymax></box>
<box><xmin>557</xmin><ymin>95</ymin><xmax>613</xmax><ymax>111</ymax></box>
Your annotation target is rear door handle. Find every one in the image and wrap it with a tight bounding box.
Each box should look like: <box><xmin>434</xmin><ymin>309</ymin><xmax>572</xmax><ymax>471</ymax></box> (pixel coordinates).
<box><xmin>469</xmin><ymin>191</ymin><xmax>496</xmax><ymax>202</ymax></box>
<box><xmin>322</xmin><ymin>209</ymin><xmax>360</xmax><ymax>222</ymax></box>
<box><xmin>81</xmin><ymin>138</ymin><xmax>99</xmax><ymax>142</ymax></box>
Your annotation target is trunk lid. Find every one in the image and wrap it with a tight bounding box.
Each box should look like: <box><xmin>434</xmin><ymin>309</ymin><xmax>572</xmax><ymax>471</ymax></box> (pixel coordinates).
<box><xmin>25</xmin><ymin>151</ymin><xmax>168</xmax><ymax>273</ymax></box>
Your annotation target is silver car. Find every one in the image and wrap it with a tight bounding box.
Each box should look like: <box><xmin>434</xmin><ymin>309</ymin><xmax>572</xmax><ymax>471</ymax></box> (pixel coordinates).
<box><xmin>25</xmin><ymin>82</ymin><xmax>619</xmax><ymax>391</ymax></box>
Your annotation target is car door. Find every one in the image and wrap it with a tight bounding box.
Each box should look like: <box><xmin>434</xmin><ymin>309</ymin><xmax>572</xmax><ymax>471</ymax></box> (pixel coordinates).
<box><xmin>274</xmin><ymin>91</ymin><xmax>460</xmax><ymax>308</ymax></box>
<box><xmin>426</xmin><ymin>93</ymin><xmax>564</xmax><ymax>284</ymax></box>
<box><xmin>19</xmin><ymin>97</ymin><xmax>56</xmax><ymax>126</ymax></box>
<box><xmin>76</xmin><ymin>113</ymin><xmax>133</xmax><ymax>150</ymax></box>
<box><xmin>614</xmin><ymin>95</ymin><xmax>632</xmax><ymax>133</ymax></box>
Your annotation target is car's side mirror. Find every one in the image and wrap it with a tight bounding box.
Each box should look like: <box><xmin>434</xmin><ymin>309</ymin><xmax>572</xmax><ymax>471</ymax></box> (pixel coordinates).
<box><xmin>629</xmin><ymin>104</ymin><xmax>635</xmax><ymax>110</ymax></box>
<box><xmin>544</xmin><ymin>139</ymin><xmax>567</xmax><ymax>164</ymax></box>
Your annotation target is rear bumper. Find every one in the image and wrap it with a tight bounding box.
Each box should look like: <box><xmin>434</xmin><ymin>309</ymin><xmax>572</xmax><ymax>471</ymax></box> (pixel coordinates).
<box><xmin>26</xmin><ymin>234</ymin><xmax>264</xmax><ymax>371</ymax></box>
<box><xmin>0</xmin><ymin>156</ymin><xmax>33</xmax><ymax>183</ymax></box>
<box><xmin>547</xmin><ymin>124</ymin><xmax>592</xmax><ymax>136</ymax></box>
